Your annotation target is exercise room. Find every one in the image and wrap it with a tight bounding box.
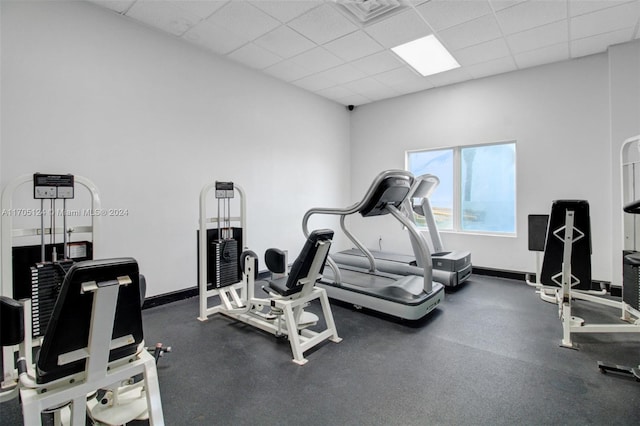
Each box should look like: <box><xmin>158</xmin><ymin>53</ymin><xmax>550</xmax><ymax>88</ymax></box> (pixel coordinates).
<box><xmin>1</xmin><ymin>0</ymin><xmax>639</xmax><ymax>424</ymax></box>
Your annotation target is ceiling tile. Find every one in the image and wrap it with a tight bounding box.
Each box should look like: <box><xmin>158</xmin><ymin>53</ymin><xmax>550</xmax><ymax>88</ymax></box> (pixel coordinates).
<box><xmin>227</xmin><ymin>43</ymin><xmax>282</xmax><ymax>70</ymax></box>
<box><xmin>323</xmin><ymin>31</ymin><xmax>384</xmax><ymax>62</ymax></box>
<box><xmin>334</xmin><ymin>93</ymin><xmax>372</xmax><ymax>106</ymax></box>
<box><xmin>495</xmin><ymin>0</ymin><xmax>568</xmax><ymax>35</ymax></box>
<box><xmin>489</xmin><ymin>0</ymin><xmax>528</xmax><ymax>11</ymax></box>
<box><xmin>571</xmin><ymin>27</ymin><xmax>636</xmax><ymax>58</ymax></box>
<box><xmin>437</xmin><ymin>14</ymin><xmax>503</xmax><ymax>51</ymax></box>
<box><xmin>287</xmin><ymin>3</ymin><xmax>359</xmax><ymax>44</ymax></box>
<box><xmin>571</xmin><ymin>1</ymin><xmax>640</xmax><ymax>40</ymax></box>
<box><xmin>263</xmin><ymin>59</ymin><xmax>314</xmax><ymax>82</ymax></box>
<box><xmin>393</xmin><ymin>80</ymin><xmax>435</xmax><ymax>96</ymax></box>
<box><xmin>373</xmin><ymin>67</ymin><xmax>423</xmax><ymax>87</ymax></box>
<box><xmin>126</xmin><ymin>1</ymin><xmax>202</xmax><ymax>35</ymax></box>
<box><xmin>367</xmin><ymin>87</ymin><xmax>404</xmax><ymax>101</ymax></box>
<box><xmin>453</xmin><ymin>38</ymin><xmax>511</xmax><ymax>66</ymax></box>
<box><xmin>465</xmin><ymin>56</ymin><xmax>517</xmax><ymax>79</ymax></box>
<box><xmin>315</xmin><ymin>64</ymin><xmax>368</xmax><ymax>85</ymax></box>
<box><xmin>250</xmin><ymin>0</ymin><xmax>323</xmax><ymax>23</ymax></box>
<box><xmin>514</xmin><ymin>42</ymin><xmax>569</xmax><ymax>68</ymax></box>
<box><xmin>350</xmin><ymin>50</ymin><xmax>404</xmax><ymax>75</ymax></box>
<box><xmin>206</xmin><ymin>1</ymin><xmax>281</xmax><ymax>40</ymax></box>
<box><xmin>365</xmin><ymin>10</ymin><xmax>432</xmax><ymax>48</ymax></box>
<box><xmin>289</xmin><ymin>47</ymin><xmax>344</xmax><ymax>73</ymax></box>
<box><xmin>507</xmin><ymin>20</ymin><xmax>568</xmax><ymax>54</ymax></box>
<box><xmin>343</xmin><ymin>77</ymin><xmax>399</xmax><ymax>100</ymax></box>
<box><xmin>426</xmin><ymin>67</ymin><xmax>473</xmax><ymax>87</ymax></box>
<box><xmin>416</xmin><ymin>0</ymin><xmax>492</xmax><ymax>31</ymax></box>
<box><xmin>292</xmin><ymin>73</ymin><xmax>338</xmax><ymax>91</ymax></box>
<box><xmin>183</xmin><ymin>21</ymin><xmax>248</xmax><ymax>55</ymax></box>
<box><xmin>169</xmin><ymin>0</ymin><xmax>228</xmax><ymax>20</ymax></box>
<box><xmin>254</xmin><ymin>25</ymin><xmax>316</xmax><ymax>58</ymax></box>
<box><xmin>87</xmin><ymin>0</ymin><xmax>135</xmax><ymax>14</ymax></box>
<box><xmin>569</xmin><ymin>0</ymin><xmax>636</xmax><ymax>17</ymax></box>
<box><xmin>315</xmin><ymin>85</ymin><xmax>357</xmax><ymax>100</ymax></box>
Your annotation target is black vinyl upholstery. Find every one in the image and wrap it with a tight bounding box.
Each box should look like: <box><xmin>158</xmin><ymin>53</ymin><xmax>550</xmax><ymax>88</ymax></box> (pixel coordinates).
<box><xmin>36</xmin><ymin>258</ymin><xmax>144</xmax><ymax>384</ymax></box>
<box><xmin>0</xmin><ymin>296</ymin><xmax>24</xmax><ymax>347</ymax></box>
<box><xmin>540</xmin><ymin>200</ymin><xmax>592</xmax><ymax>290</ymax></box>
<box><xmin>267</xmin><ymin>229</ymin><xmax>334</xmax><ymax>297</ymax></box>
<box><xmin>265</xmin><ymin>248</ymin><xmax>287</xmax><ymax>274</ymax></box>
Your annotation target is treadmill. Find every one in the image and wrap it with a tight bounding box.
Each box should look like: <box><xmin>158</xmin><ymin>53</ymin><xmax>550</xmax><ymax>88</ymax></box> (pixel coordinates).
<box><xmin>302</xmin><ymin>170</ymin><xmax>445</xmax><ymax>320</ymax></box>
<box><xmin>332</xmin><ymin>174</ymin><xmax>472</xmax><ymax>287</ymax></box>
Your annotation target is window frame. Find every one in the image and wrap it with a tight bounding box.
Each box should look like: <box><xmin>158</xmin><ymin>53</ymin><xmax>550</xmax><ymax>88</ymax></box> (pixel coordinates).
<box><xmin>405</xmin><ymin>140</ymin><xmax>517</xmax><ymax>237</ymax></box>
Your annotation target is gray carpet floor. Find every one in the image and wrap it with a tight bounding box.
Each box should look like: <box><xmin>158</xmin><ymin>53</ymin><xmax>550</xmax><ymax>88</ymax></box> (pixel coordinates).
<box><xmin>2</xmin><ymin>275</ymin><xmax>640</xmax><ymax>425</ymax></box>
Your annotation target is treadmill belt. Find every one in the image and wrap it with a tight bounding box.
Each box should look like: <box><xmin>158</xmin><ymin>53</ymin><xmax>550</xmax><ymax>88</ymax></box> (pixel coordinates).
<box><xmin>339</xmin><ymin>248</ymin><xmax>415</xmax><ymax>264</ymax></box>
<box><xmin>323</xmin><ymin>267</ymin><xmax>396</xmax><ymax>289</ymax></box>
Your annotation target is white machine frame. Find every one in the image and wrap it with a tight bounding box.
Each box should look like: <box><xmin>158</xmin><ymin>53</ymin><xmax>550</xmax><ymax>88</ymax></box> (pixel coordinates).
<box><xmin>542</xmin><ymin>208</ymin><xmax>640</xmax><ymax>348</ymax></box>
<box><xmin>198</xmin><ymin>182</ymin><xmax>341</xmax><ymax>365</ymax></box>
<box><xmin>1</xmin><ymin>173</ymin><xmax>101</xmax><ymax>397</ymax></box>
<box><xmin>14</xmin><ymin>275</ymin><xmax>164</xmax><ymax>425</ymax></box>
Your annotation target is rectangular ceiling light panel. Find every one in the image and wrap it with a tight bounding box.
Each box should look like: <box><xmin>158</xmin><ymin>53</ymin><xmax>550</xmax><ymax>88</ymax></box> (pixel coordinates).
<box><xmin>391</xmin><ymin>35</ymin><xmax>460</xmax><ymax>76</ymax></box>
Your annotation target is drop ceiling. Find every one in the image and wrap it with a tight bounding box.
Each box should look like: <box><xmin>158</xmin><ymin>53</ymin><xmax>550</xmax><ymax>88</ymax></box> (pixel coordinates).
<box><xmin>87</xmin><ymin>0</ymin><xmax>640</xmax><ymax>106</ymax></box>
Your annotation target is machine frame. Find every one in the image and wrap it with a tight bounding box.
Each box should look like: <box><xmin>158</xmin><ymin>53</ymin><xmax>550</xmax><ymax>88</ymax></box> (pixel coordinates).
<box><xmin>197</xmin><ymin>182</ymin><xmax>341</xmax><ymax>365</ymax></box>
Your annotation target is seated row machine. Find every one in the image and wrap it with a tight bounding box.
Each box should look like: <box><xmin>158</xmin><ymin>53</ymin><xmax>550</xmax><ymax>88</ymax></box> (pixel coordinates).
<box><xmin>0</xmin><ymin>258</ymin><xmax>164</xmax><ymax>425</ymax></box>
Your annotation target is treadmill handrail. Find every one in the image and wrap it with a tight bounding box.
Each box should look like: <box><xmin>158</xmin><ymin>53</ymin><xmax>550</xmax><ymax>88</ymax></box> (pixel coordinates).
<box><xmin>386</xmin><ymin>204</ymin><xmax>433</xmax><ymax>293</ymax></box>
<box><xmin>302</xmin><ymin>169</ymin><xmax>413</xmax><ymax>236</ymax></box>
<box><xmin>302</xmin><ymin>170</ymin><xmax>416</xmax><ymax>287</ymax></box>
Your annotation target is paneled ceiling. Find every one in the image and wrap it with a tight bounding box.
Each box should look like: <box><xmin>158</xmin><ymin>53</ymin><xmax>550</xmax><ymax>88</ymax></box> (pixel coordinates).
<box><xmin>87</xmin><ymin>0</ymin><xmax>640</xmax><ymax>106</ymax></box>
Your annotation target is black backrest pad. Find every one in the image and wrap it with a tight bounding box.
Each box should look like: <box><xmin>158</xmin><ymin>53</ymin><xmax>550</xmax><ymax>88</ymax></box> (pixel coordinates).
<box><xmin>265</xmin><ymin>248</ymin><xmax>287</xmax><ymax>274</ymax></box>
<box><xmin>359</xmin><ymin>175</ymin><xmax>412</xmax><ymax>217</ymax></box>
<box><xmin>285</xmin><ymin>229</ymin><xmax>334</xmax><ymax>290</ymax></box>
<box><xmin>36</xmin><ymin>258</ymin><xmax>144</xmax><ymax>384</ymax></box>
<box><xmin>540</xmin><ymin>200</ymin><xmax>592</xmax><ymax>290</ymax></box>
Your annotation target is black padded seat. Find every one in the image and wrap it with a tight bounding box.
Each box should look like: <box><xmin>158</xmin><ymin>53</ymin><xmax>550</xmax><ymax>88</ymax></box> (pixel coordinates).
<box><xmin>266</xmin><ymin>229</ymin><xmax>333</xmax><ymax>297</ymax></box>
<box><xmin>35</xmin><ymin>258</ymin><xmax>144</xmax><ymax>384</ymax></box>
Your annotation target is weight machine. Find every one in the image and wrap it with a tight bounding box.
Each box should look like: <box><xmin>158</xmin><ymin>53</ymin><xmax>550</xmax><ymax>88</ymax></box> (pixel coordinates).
<box><xmin>597</xmin><ymin>134</ymin><xmax>640</xmax><ymax>379</ymax></box>
<box><xmin>198</xmin><ymin>181</ymin><xmax>341</xmax><ymax>365</ymax></box>
<box><xmin>0</xmin><ymin>173</ymin><xmax>165</xmax><ymax>424</ymax></box>
<box><xmin>530</xmin><ymin>199</ymin><xmax>640</xmax><ymax>349</ymax></box>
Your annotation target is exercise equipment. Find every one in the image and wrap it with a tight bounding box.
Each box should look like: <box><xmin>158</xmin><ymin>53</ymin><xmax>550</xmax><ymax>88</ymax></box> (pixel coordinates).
<box><xmin>331</xmin><ymin>174</ymin><xmax>471</xmax><ymax>287</ymax></box>
<box><xmin>598</xmin><ymin>133</ymin><xmax>640</xmax><ymax>380</ymax></box>
<box><xmin>0</xmin><ymin>258</ymin><xmax>165</xmax><ymax>424</ymax></box>
<box><xmin>1</xmin><ymin>173</ymin><xmax>167</xmax><ymax>423</ymax></box>
<box><xmin>198</xmin><ymin>181</ymin><xmax>341</xmax><ymax>365</ymax></box>
<box><xmin>303</xmin><ymin>170</ymin><xmax>445</xmax><ymax>320</ymax></box>
<box><xmin>533</xmin><ymin>199</ymin><xmax>640</xmax><ymax>348</ymax></box>
<box><xmin>1</xmin><ymin>173</ymin><xmax>100</xmax><ymax>398</ymax></box>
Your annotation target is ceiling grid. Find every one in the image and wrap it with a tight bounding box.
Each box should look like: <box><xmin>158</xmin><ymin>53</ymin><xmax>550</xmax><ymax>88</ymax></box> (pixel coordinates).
<box><xmin>87</xmin><ymin>0</ymin><xmax>640</xmax><ymax>106</ymax></box>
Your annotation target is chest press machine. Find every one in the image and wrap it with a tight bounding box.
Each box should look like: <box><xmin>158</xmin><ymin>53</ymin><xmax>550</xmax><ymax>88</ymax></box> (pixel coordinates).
<box><xmin>533</xmin><ymin>200</ymin><xmax>640</xmax><ymax>349</ymax></box>
<box><xmin>0</xmin><ymin>173</ymin><xmax>165</xmax><ymax>425</ymax></box>
<box><xmin>198</xmin><ymin>182</ymin><xmax>341</xmax><ymax>365</ymax></box>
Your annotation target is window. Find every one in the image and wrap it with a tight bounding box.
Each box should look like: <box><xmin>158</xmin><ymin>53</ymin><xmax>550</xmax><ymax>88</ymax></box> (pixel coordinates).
<box><xmin>406</xmin><ymin>141</ymin><xmax>516</xmax><ymax>235</ymax></box>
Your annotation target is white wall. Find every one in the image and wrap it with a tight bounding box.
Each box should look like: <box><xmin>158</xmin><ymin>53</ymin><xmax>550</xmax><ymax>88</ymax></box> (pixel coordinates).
<box><xmin>609</xmin><ymin>39</ymin><xmax>640</xmax><ymax>286</ymax></box>
<box><xmin>349</xmin><ymin>54</ymin><xmax>613</xmax><ymax>281</ymax></box>
<box><xmin>0</xmin><ymin>1</ymin><xmax>351</xmax><ymax>296</ymax></box>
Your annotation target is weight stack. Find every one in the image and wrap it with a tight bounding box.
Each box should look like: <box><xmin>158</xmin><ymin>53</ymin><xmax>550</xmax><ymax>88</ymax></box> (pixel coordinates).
<box><xmin>212</xmin><ymin>239</ymin><xmax>239</xmax><ymax>288</ymax></box>
<box><xmin>623</xmin><ymin>252</ymin><xmax>640</xmax><ymax>310</ymax></box>
<box><xmin>30</xmin><ymin>260</ymin><xmax>73</xmax><ymax>338</ymax></box>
